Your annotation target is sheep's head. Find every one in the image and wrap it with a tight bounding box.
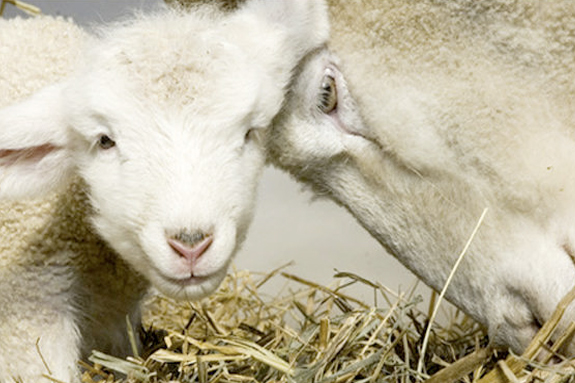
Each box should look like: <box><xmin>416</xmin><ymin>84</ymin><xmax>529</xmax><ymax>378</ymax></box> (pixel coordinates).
<box><xmin>269</xmin><ymin>42</ymin><xmax>575</xmax><ymax>358</ymax></box>
<box><xmin>0</xmin><ymin>0</ymin><xmax>329</xmax><ymax>300</ymax></box>
<box><xmin>268</xmin><ymin>49</ymin><xmax>377</xmax><ymax>194</ymax></box>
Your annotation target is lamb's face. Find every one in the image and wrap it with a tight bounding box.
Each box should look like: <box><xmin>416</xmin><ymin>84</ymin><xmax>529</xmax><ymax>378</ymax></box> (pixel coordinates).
<box><xmin>76</xmin><ymin>115</ymin><xmax>259</xmax><ymax>300</ymax></box>
<box><xmin>64</xmin><ymin>20</ymin><xmax>284</xmax><ymax>300</ymax></box>
<box><xmin>68</xmin><ymin>90</ymin><xmax>257</xmax><ymax>299</ymax></box>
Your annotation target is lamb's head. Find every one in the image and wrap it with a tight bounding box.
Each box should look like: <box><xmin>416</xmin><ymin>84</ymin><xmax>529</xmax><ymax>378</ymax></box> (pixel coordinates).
<box><xmin>0</xmin><ymin>0</ymin><xmax>329</xmax><ymax>300</ymax></box>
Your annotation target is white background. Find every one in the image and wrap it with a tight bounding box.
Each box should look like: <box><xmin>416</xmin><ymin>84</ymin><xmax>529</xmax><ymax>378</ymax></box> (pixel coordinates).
<box><xmin>2</xmin><ymin>0</ymin><xmax>429</xmax><ymax>304</ymax></box>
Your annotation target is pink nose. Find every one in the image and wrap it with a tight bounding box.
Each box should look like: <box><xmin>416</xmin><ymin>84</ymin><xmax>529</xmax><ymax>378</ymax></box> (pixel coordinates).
<box><xmin>168</xmin><ymin>231</ymin><xmax>213</xmax><ymax>263</ymax></box>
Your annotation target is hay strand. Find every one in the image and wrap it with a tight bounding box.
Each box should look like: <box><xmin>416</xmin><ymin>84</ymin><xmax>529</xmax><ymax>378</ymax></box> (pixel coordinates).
<box><xmin>417</xmin><ymin>208</ymin><xmax>489</xmax><ymax>374</ymax></box>
<box><xmin>0</xmin><ymin>0</ymin><xmax>40</xmax><ymax>16</ymax></box>
<box><xmin>424</xmin><ymin>346</ymin><xmax>494</xmax><ymax>383</ymax></box>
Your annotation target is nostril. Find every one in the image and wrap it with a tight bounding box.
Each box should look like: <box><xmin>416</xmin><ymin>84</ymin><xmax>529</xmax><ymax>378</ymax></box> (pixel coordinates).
<box><xmin>167</xmin><ymin>231</ymin><xmax>213</xmax><ymax>263</ymax></box>
<box><xmin>173</xmin><ymin>231</ymin><xmax>208</xmax><ymax>247</ymax></box>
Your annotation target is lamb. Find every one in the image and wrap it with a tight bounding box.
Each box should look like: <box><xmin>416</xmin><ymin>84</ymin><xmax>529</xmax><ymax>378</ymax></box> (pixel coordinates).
<box><xmin>0</xmin><ymin>1</ymin><xmax>328</xmax><ymax>381</ymax></box>
<box><xmin>268</xmin><ymin>0</ymin><xmax>575</xmax><ymax>356</ymax></box>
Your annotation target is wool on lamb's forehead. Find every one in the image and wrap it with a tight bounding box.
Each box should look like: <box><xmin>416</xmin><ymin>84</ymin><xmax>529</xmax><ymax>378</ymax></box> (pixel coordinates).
<box><xmin>86</xmin><ymin>10</ymin><xmax>265</xmax><ymax>111</ymax></box>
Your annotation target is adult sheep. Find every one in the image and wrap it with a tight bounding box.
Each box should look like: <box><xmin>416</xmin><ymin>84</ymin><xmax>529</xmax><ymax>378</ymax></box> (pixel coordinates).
<box><xmin>0</xmin><ymin>1</ymin><xmax>328</xmax><ymax>382</ymax></box>
<box><xmin>268</xmin><ymin>0</ymin><xmax>575</xmax><ymax>356</ymax></box>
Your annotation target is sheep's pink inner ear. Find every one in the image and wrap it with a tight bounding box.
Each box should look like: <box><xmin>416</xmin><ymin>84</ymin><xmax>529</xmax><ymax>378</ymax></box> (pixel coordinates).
<box><xmin>0</xmin><ymin>144</ymin><xmax>60</xmax><ymax>166</ymax></box>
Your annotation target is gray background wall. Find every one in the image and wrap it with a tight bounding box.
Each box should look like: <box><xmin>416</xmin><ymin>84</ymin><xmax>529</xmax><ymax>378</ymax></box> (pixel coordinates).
<box><xmin>2</xmin><ymin>0</ymin><xmax>429</xmax><ymax>304</ymax></box>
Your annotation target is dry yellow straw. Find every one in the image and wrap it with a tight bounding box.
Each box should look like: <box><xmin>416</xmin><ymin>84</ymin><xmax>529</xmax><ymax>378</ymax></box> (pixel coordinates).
<box><xmin>0</xmin><ymin>0</ymin><xmax>41</xmax><ymax>16</ymax></box>
<box><xmin>417</xmin><ymin>208</ymin><xmax>489</xmax><ymax>375</ymax></box>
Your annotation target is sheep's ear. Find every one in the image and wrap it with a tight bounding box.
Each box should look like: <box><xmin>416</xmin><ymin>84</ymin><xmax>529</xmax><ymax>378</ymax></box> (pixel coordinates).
<box><xmin>0</xmin><ymin>82</ymin><xmax>75</xmax><ymax>200</ymax></box>
<box><xmin>240</xmin><ymin>0</ymin><xmax>329</xmax><ymax>59</ymax></box>
<box><xmin>234</xmin><ymin>0</ymin><xmax>329</xmax><ymax>127</ymax></box>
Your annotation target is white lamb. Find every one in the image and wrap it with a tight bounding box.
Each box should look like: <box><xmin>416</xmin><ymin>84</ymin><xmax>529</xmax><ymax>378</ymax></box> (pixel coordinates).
<box><xmin>268</xmin><ymin>0</ymin><xmax>575</xmax><ymax>355</ymax></box>
<box><xmin>0</xmin><ymin>1</ymin><xmax>328</xmax><ymax>381</ymax></box>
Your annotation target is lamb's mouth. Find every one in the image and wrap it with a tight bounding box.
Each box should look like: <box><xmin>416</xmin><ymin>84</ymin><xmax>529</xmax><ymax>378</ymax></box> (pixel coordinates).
<box><xmin>165</xmin><ymin>274</ymin><xmax>211</xmax><ymax>287</ymax></box>
<box><xmin>154</xmin><ymin>268</ymin><xmax>213</xmax><ymax>287</ymax></box>
<box><xmin>151</xmin><ymin>258</ymin><xmax>229</xmax><ymax>289</ymax></box>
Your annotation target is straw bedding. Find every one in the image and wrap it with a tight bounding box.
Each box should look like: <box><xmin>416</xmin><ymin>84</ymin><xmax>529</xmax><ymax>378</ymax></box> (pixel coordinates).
<box><xmin>79</xmin><ymin>267</ymin><xmax>575</xmax><ymax>383</ymax></box>
<box><xmin>82</xmin><ymin>267</ymin><xmax>482</xmax><ymax>383</ymax></box>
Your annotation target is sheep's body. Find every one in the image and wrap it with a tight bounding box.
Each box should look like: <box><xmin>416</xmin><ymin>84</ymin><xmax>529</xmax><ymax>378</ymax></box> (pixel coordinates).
<box><xmin>0</xmin><ymin>181</ymin><xmax>146</xmax><ymax>379</ymax></box>
<box><xmin>0</xmin><ymin>17</ymin><xmax>111</xmax><ymax>380</ymax></box>
<box><xmin>0</xmin><ymin>2</ymin><xmax>328</xmax><ymax>381</ymax></box>
<box><xmin>269</xmin><ymin>0</ymin><xmax>575</xmax><ymax>355</ymax></box>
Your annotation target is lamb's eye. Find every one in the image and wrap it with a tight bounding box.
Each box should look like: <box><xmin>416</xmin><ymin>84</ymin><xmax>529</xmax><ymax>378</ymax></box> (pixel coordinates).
<box><xmin>98</xmin><ymin>134</ymin><xmax>116</xmax><ymax>150</ymax></box>
<box><xmin>318</xmin><ymin>73</ymin><xmax>338</xmax><ymax>114</ymax></box>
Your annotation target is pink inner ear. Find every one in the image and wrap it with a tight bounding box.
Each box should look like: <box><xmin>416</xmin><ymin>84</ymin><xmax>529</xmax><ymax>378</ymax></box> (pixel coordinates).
<box><xmin>0</xmin><ymin>144</ymin><xmax>59</xmax><ymax>166</ymax></box>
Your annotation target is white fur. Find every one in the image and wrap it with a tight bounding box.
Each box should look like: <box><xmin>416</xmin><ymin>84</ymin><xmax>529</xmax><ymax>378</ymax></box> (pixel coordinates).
<box><xmin>269</xmin><ymin>0</ymin><xmax>575</xmax><ymax>355</ymax></box>
<box><xmin>0</xmin><ymin>2</ymin><xmax>328</xmax><ymax>381</ymax></box>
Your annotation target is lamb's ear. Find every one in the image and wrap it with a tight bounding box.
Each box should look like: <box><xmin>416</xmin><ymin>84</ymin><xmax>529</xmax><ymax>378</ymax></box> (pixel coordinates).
<box><xmin>0</xmin><ymin>82</ymin><xmax>75</xmax><ymax>200</ymax></box>
<box><xmin>234</xmin><ymin>0</ymin><xmax>330</xmax><ymax>127</ymax></box>
<box><xmin>240</xmin><ymin>0</ymin><xmax>329</xmax><ymax>59</ymax></box>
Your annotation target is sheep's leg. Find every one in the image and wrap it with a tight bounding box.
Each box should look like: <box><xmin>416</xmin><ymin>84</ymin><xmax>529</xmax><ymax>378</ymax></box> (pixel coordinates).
<box><xmin>0</xmin><ymin>262</ymin><xmax>82</xmax><ymax>382</ymax></box>
<box><xmin>0</xmin><ymin>309</ymin><xmax>82</xmax><ymax>383</ymax></box>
